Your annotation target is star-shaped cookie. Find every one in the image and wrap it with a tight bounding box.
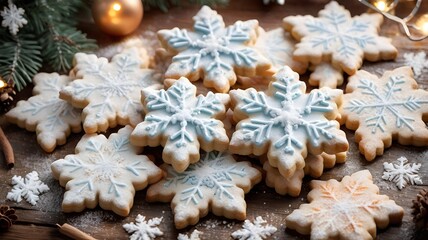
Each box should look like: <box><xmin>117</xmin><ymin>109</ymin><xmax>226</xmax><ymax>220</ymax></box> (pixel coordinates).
<box><xmin>158</xmin><ymin>6</ymin><xmax>271</xmax><ymax>93</ymax></box>
<box><xmin>6</xmin><ymin>73</ymin><xmax>81</xmax><ymax>152</ymax></box>
<box><xmin>60</xmin><ymin>48</ymin><xmax>162</xmax><ymax>133</ymax></box>
<box><xmin>286</xmin><ymin>170</ymin><xmax>404</xmax><ymax>240</ymax></box>
<box><xmin>51</xmin><ymin>126</ymin><xmax>162</xmax><ymax>216</ymax></box>
<box><xmin>131</xmin><ymin>77</ymin><xmax>230</xmax><ymax>172</ymax></box>
<box><xmin>146</xmin><ymin>151</ymin><xmax>261</xmax><ymax>229</ymax></box>
<box><xmin>283</xmin><ymin>1</ymin><xmax>397</xmax><ymax>75</ymax></box>
<box><xmin>229</xmin><ymin>66</ymin><xmax>348</xmax><ymax>178</ymax></box>
<box><xmin>339</xmin><ymin>66</ymin><xmax>428</xmax><ymax>161</ymax></box>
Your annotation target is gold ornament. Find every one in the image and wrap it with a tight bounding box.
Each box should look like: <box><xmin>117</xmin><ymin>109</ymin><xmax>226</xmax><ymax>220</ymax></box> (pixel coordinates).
<box><xmin>92</xmin><ymin>0</ymin><xmax>143</xmax><ymax>36</ymax></box>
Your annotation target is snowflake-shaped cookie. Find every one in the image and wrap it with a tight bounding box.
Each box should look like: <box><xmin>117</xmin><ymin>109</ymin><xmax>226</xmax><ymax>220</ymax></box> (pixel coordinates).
<box><xmin>231</xmin><ymin>216</ymin><xmax>277</xmax><ymax>240</ymax></box>
<box><xmin>51</xmin><ymin>126</ymin><xmax>162</xmax><ymax>216</ymax></box>
<box><xmin>383</xmin><ymin>156</ymin><xmax>422</xmax><ymax>190</ymax></box>
<box><xmin>283</xmin><ymin>1</ymin><xmax>397</xmax><ymax>75</ymax></box>
<box><xmin>403</xmin><ymin>51</ymin><xmax>428</xmax><ymax>78</ymax></box>
<box><xmin>131</xmin><ymin>77</ymin><xmax>230</xmax><ymax>172</ymax></box>
<box><xmin>6</xmin><ymin>73</ymin><xmax>82</xmax><ymax>152</ymax></box>
<box><xmin>146</xmin><ymin>151</ymin><xmax>262</xmax><ymax>229</ymax></box>
<box><xmin>309</xmin><ymin>63</ymin><xmax>344</xmax><ymax>88</ymax></box>
<box><xmin>229</xmin><ymin>66</ymin><xmax>348</xmax><ymax>178</ymax></box>
<box><xmin>123</xmin><ymin>214</ymin><xmax>163</xmax><ymax>240</ymax></box>
<box><xmin>60</xmin><ymin>48</ymin><xmax>162</xmax><ymax>134</ymax></box>
<box><xmin>340</xmin><ymin>67</ymin><xmax>428</xmax><ymax>161</ymax></box>
<box><xmin>286</xmin><ymin>170</ymin><xmax>404</xmax><ymax>239</ymax></box>
<box><xmin>255</xmin><ymin>28</ymin><xmax>307</xmax><ymax>74</ymax></box>
<box><xmin>7</xmin><ymin>171</ymin><xmax>49</xmax><ymax>206</ymax></box>
<box><xmin>1</xmin><ymin>1</ymin><xmax>27</xmax><ymax>35</ymax></box>
<box><xmin>264</xmin><ymin>153</ymin><xmax>346</xmax><ymax>197</ymax></box>
<box><xmin>158</xmin><ymin>6</ymin><xmax>270</xmax><ymax>93</ymax></box>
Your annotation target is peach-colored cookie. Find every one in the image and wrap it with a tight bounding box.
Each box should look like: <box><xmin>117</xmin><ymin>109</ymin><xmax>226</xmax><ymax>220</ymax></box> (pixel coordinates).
<box><xmin>131</xmin><ymin>77</ymin><xmax>230</xmax><ymax>172</ymax></box>
<box><xmin>146</xmin><ymin>151</ymin><xmax>262</xmax><ymax>229</ymax></box>
<box><xmin>6</xmin><ymin>73</ymin><xmax>81</xmax><ymax>152</ymax></box>
<box><xmin>60</xmin><ymin>48</ymin><xmax>162</xmax><ymax>134</ymax></box>
<box><xmin>339</xmin><ymin>66</ymin><xmax>428</xmax><ymax>161</ymax></box>
<box><xmin>263</xmin><ymin>152</ymin><xmax>346</xmax><ymax>196</ymax></box>
<box><xmin>286</xmin><ymin>170</ymin><xmax>404</xmax><ymax>240</ymax></box>
<box><xmin>283</xmin><ymin>1</ymin><xmax>397</xmax><ymax>75</ymax></box>
<box><xmin>158</xmin><ymin>6</ymin><xmax>271</xmax><ymax>93</ymax></box>
<box><xmin>229</xmin><ymin>66</ymin><xmax>348</xmax><ymax>178</ymax></box>
<box><xmin>51</xmin><ymin>126</ymin><xmax>162</xmax><ymax>216</ymax></box>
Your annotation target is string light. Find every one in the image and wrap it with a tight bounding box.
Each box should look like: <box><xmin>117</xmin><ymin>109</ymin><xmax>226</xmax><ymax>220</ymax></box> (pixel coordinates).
<box><xmin>359</xmin><ymin>0</ymin><xmax>428</xmax><ymax>41</ymax></box>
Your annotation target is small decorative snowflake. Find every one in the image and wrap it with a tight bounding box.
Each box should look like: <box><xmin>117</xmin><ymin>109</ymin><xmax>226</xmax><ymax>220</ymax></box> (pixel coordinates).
<box><xmin>60</xmin><ymin>48</ymin><xmax>162</xmax><ymax>133</ymax></box>
<box><xmin>286</xmin><ymin>170</ymin><xmax>404</xmax><ymax>239</ymax></box>
<box><xmin>403</xmin><ymin>51</ymin><xmax>428</xmax><ymax>78</ymax></box>
<box><xmin>383</xmin><ymin>156</ymin><xmax>422</xmax><ymax>190</ymax></box>
<box><xmin>123</xmin><ymin>214</ymin><xmax>163</xmax><ymax>240</ymax></box>
<box><xmin>283</xmin><ymin>1</ymin><xmax>397</xmax><ymax>75</ymax></box>
<box><xmin>6</xmin><ymin>73</ymin><xmax>81</xmax><ymax>152</ymax></box>
<box><xmin>7</xmin><ymin>171</ymin><xmax>49</xmax><ymax>206</ymax></box>
<box><xmin>255</xmin><ymin>28</ymin><xmax>307</xmax><ymax>74</ymax></box>
<box><xmin>231</xmin><ymin>216</ymin><xmax>277</xmax><ymax>240</ymax></box>
<box><xmin>263</xmin><ymin>0</ymin><xmax>285</xmax><ymax>5</ymax></box>
<box><xmin>51</xmin><ymin>126</ymin><xmax>162</xmax><ymax>216</ymax></box>
<box><xmin>158</xmin><ymin>6</ymin><xmax>270</xmax><ymax>93</ymax></box>
<box><xmin>309</xmin><ymin>63</ymin><xmax>344</xmax><ymax>88</ymax></box>
<box><xmin>229</xmin><ymin>66</ymin><xmax>348</xmax><ymax>178</ymax></box>
<box><xmin>340</xmin><ymin>67</ymin><xmax>428</xmax><ymax>161</ymax></box>
<box><xmin>1</xmin><ymin>1</ymin><xmax>27</xmax><ymax>35</ymax></box>
<box><xmin>131</xmin><ymin>77</ymin><xmax>230</xmax><ymax>172</ymax></box>
<box><xmin>146</xmin><ymin>151</ymin><xmax>261</xmax><ymax>229</ymax></box>
<box><xmin>178</xmin><ymin>229</ymin><xmax>203</xmax><ymax>240</ymax></box>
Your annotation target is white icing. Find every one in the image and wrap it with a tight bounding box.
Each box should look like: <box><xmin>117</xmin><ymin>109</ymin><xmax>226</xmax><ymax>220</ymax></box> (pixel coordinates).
<box><xmin>382</xmin><ymin>156</ymin><xmax>422</xmax><ymax>190</ymax></box>
<box><xmin>0</xmin><ymin>1</ymin><xmax>27</xmax><ymax>35</ymax></box>
<box><xmin>7</xmin><ymin>171</ymin><xmax>49</xmax><ymax>206</ymax></box>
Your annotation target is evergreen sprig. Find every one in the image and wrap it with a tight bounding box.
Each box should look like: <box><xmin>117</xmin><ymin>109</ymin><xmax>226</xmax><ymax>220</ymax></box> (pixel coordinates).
<box><xmin>143</xmin><ymin>0</ymin><xmax>229</xmax><ymax>12</ymax></box>
<box><xmin>0</xmin><ymin>0</ymin><xmax>96</xmax><ymax>91</ymax></box>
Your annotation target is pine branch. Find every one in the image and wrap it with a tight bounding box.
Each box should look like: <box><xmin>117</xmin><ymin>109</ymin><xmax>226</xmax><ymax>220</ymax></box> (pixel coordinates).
<box><xmin>0</xmin><ymin>30</ymin><xmax>42</xmax><ymax>91</ymax></box>
<box><xmin>41</xmin><ymin>23</ymin><xmax>97</xmax><ymax>73</ymax></box>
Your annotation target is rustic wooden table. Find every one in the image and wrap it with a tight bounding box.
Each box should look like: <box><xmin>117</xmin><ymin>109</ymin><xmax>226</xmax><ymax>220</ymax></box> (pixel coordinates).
<box><xmin>1</xmin><ymin>0</ymin><xmax>427</xmax><ymax>239</ymax></box>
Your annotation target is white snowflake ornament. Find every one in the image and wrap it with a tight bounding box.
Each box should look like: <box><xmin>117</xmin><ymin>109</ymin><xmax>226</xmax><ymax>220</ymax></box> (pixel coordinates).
<box><xmin>146</xmin><ymin>151</ymin><xmax>262</xmax><ymax>229</ymax></box>
<box><xmin>60</xmin><ymin>47</ymin><xmax>162</xmax><ymax>134</ymax></box>
<box><xmin>51</xmin><ymin>126</ymin><xmax>162</xmax><ymax>216</ymax></box>
<box><xmin>1</xmin><ymin>1</ymin><xmax>27</xmax><ymax>35</ymax></box>
<box><xmin>383</xmin><ymin>156</ymin><xmax>422</xmax><ymax>190</ymax></box>
<box><xmin>7</xmin><ymin>171</ymin><xmax>49</xmax><ymax>206</ymax></box>
<box><xmin>178</xmin><ymin>229</ymin><xmax>203</xmax><ymax>240</ymax></box>
<box><xmin>158</xmin><ymin>6</ymin><xmax>271</xmax><ymax>93</ymax></box>
<box><xmin>403</xmin><ymin>51</ymin><xmax>428</xmax><ymax>78</ymax></box>
<box><xmin>283</xmin><ymin>1</ymin><xmax>397</xmax><ymax>75</ymax></box>
<box><xmin>230</xmin><ymin>66</ymin><xmax>348</xmax><ymax>178</ymax></box>
<box><xmin>231</xmin><ymin>216</ymin><xmax>277</xmax><ymax>240</ymax></box>
<box><xmin>131</xmin><ymin>77</ymin><xmax>230</xmax><ymax>172</ymax></box>
<box><xmin>340</xmin><ymin>67</ymin><xmax>428</xmax><ymax>161</ymax></box>
<box><xmin>123</xmin><ymin>214</ymin><xmax>163</xmax><ymax>240</ymax></box>
<box><xmin>6</xmin><ymin>73</ymin><xmax>82</xmax><ymax>152</ymax></box>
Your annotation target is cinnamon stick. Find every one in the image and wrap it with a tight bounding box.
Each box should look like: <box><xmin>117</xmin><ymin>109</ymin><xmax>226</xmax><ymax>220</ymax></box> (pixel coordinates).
<box><xmin>57</xmin><ymin>223</ymin><xmax>97</xmax><ymax>240</ymax></box>
<box><xmin>0</xmin><ymin>126</ymin><xmax>14</xmax><ymax>168</ymax></box>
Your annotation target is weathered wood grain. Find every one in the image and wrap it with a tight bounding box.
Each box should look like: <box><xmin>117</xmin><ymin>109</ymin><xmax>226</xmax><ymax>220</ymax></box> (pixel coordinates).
<box><xmin>1</xmin><ymin>0</ymin><xmax>427</xmax><ymax>239</ymax></box>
